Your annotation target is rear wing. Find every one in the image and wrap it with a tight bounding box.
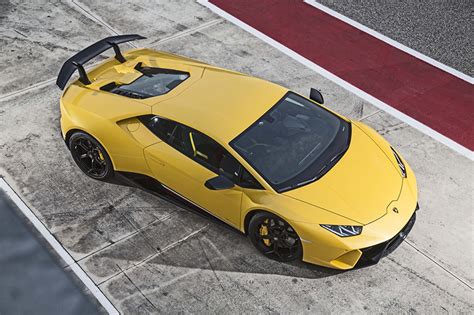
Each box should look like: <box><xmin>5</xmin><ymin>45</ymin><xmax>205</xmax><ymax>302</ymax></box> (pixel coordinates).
<box><xmin>56</xmin><ymin>34</ymin><xmax>146</xmax><ymax>90</ymax></box>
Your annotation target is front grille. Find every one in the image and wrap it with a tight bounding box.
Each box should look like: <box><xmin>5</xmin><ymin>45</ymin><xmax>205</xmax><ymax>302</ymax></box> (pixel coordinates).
<box><xmin>357</xmin><ymin>211</ymin><xmax>417</xmax><ymax>267</ymax></box>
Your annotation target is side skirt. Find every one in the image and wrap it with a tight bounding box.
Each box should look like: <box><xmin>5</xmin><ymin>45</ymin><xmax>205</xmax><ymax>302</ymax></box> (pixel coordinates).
<box><xmin>115</xmin><ymin>172</ymin><xmax>243</xmax><ymax>235</ymax></box>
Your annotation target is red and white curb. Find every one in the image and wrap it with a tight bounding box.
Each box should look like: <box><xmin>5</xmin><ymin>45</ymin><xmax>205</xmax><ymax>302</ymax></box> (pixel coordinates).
<box><xmin>197</xmin><ymin>0</ymin><xmax>473</xmax><ymax>161</ymax></box>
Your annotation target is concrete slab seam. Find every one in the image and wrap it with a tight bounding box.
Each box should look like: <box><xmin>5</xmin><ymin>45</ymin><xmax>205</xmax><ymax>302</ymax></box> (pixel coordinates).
<box><xmin>97</xmin><ymin>225</ymin><xmax>209</xmax><ymax>286</ymax></box>
<box><xmin>149</xmin><ymin>18</ymin><xmax>223</xmax><ymax>48</ymax></box>
<box><xmin>69</xmin><ymin>0</ymin><xmax>130</xmax><ymax>45</ymax></box>
<box><xmin>76</xmin><ymin>211</ymin><xmax>178</xmax><ymax>264</ymax></box>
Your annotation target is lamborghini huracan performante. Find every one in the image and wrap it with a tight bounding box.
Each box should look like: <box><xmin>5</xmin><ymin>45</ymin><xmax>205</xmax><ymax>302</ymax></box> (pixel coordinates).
<box><xmin>57</xmin><ymin>35</ymin><xmax>418</xmax><ymax>270</ymax></box>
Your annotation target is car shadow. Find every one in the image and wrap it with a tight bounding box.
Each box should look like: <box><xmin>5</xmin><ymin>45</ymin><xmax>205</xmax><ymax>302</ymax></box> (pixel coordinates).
<box><xmin>103</xmin><ymin>172</ymin><xmax>353</xmax><ymax>280</ymax></box>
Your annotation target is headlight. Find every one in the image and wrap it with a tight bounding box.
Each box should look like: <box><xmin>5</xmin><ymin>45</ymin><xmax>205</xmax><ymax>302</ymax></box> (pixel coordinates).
<box><xmin>320</xmin><ymin>224</ymin><xmax>362</xmax><ymax>237</ymax></box>
<box><xmin>391</xmin><ymin>147</ymin><xmax>407</xmax><ymax>178</ymax></box>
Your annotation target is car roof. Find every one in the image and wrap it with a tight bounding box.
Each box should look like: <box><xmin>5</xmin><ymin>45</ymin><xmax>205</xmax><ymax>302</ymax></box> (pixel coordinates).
<box><xmin>151</xmin><ymin>67</ymin><xmax>288</xmax><ymax>144</ymax></box>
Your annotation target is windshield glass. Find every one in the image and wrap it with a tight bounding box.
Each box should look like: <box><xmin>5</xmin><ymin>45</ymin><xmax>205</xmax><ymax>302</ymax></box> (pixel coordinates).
<box><xmin>231</xmin><ymin>92</ymin><xmax>350</xmax><ymax>192</ymax></box>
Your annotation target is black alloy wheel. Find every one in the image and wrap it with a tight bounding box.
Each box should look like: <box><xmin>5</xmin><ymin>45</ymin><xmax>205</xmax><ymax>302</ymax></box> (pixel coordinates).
<box><xmin>68</xmin><ymin>132</ymin><xmax>114</xmax><ymax>180</ymax></box>
<box><xmin>248</xmin><ymin>212</ymin><xmax>302</xmax><ymax>262</ymax></box>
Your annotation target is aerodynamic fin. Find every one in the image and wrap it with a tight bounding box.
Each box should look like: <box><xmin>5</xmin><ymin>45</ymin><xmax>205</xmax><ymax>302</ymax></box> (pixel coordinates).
<box><xmin>56</xmin><ymin>34</ymin><xmax>146</xmax><ymax>90</ymax></box>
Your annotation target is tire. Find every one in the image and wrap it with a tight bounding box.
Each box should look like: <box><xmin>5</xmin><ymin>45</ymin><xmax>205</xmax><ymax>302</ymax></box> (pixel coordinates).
<box><xmin>248</xmin><ymin>212</ymin><xmax>302</xmax><ymax>262</ymax></box>
<box><xmin>68</xmin><ymin>131</ymin><xmax>114</xmax><ymax>180</ymax></box>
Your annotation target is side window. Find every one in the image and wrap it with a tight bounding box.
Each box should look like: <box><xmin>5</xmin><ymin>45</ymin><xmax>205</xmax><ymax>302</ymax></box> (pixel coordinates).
<box><xmin>240</xmin><ymin>168</ymin><xmax>264</xmax><ymax>189</ymax></box>
<box><xmin>141</xmin><ymin>115</ymin><xmax>175</xmax><ymax>142</ymax></box>
<box><xmin>218</xmin><ymin>152</ymin><xmax>241</xmax><ymax>182</ymax></box>
<box><xmin>189</xmin><ymin>130</ymin><xmax>240</xmax><ymax>181</ymax></box>
<box><xmin>140</xmin><ymin>115</ymin><xmax>191</xmax><ymax>155</ymax></box>
<box><xmin>188</xmin><ymin>130</ymin><xmax>225</xmax><ymax>172</ymax></box>
<box><xmin>141</xmin><ymin>115</ymin><xmax>264</xmax><ymax>190</ymax></box>
<box><xmin>189</xmin><ymin>130</ymin><xmax>263</xmax><ymax>189</ymax></box>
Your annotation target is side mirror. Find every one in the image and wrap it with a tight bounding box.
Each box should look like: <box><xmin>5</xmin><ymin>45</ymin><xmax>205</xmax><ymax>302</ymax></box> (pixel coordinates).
<box><xmin>205</xmin><ymin>175</ymin><xmax>235</xmax><ymax>190</ymax></box>
<box><xmin>309</xmin><ymin>88</ymin><xmax>324</xmax><ymax>104</ymax></box>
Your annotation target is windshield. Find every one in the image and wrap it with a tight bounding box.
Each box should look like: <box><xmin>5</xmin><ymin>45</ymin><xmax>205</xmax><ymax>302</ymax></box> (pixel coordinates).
<box><xmin>231</xmin><ymin>92</ymin><xmax>350</xmax><ymax>192</ymax></box>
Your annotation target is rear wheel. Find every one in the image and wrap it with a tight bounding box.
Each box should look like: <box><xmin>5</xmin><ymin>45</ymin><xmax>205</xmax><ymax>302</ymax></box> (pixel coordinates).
<box><xmin>68</xmin><ymin>132</ymin><xmax>114</xmax><ymax>180</ymax></box>
<box><xmin>248</xmin><ymin>212</ymin><xmax>302</xmax><ymax>262</ymax></box>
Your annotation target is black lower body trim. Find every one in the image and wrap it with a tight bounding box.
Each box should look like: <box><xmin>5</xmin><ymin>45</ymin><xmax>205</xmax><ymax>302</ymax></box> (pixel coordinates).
<box><xmin>356</xmin><ymin>209</ymin><xmax>417</xmax><ymax>267</ymax></box>
<box><xmin>114</xmin><ymin>172</ymin><xmax>242</xmax><ymax>234</ymax></box>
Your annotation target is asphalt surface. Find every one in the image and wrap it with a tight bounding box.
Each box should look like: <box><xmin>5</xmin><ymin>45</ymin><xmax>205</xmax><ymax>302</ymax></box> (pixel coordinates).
<box><xmin>0</xmin><ymin>190</ymin><xmax>101</xmax><ymax>315</ymax></box>
<box><xmin>314</xmin><ymin>0</ymin><xmax>473</xmax><ymax>76</ymax></box>
<box><xmin>0</xmin><ymin>0</ymin><xmax>472</xmax><ymax>314</ymax></box>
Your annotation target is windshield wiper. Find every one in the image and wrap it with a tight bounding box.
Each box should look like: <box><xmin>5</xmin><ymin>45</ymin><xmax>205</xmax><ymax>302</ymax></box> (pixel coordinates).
<box><xmin>329</xmin><ymin>148</ymin><xmax>347</xmax><ymax>163</ymax></box>
<box><xmin>283</xmin><ymin>148</ymin><xmax>348</xmax><ymax>191</ymax></box>
<box><xmin>298</xmin><ymin>143</ymin><xmax>321</xmax><ymax>165</ymax></box>
<box><xmin>316</xmin><ymin>148</ymin><xmax>347</xmax><ymax>175</ymax></box>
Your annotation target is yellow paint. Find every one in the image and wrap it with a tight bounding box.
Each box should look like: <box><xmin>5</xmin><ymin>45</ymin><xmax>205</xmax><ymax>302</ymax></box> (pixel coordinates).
<box><xmin>59</xmin><ymin>48</ymin><xmax>418</xmax><ymax>270</ymax></box>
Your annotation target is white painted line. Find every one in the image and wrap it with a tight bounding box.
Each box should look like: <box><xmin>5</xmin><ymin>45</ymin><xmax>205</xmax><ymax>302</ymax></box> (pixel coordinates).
<box><xmin>0</xmin><ymin>178</ymin><xmax>119</xmax><ymax>315</ymax></box>
<box><xmin>305</xmin><ymin>0</ymin><xmax>473</xmax><ymax>84</ymax></box>
<box><xmin>197</xmin><ymin>0</ymin><xmax>474</xmax><ymax>160</ymax></box>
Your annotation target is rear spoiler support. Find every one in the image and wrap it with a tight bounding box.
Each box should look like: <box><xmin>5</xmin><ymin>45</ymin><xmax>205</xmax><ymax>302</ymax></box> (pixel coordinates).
<box><xmin>56</xmin><ymin>34</ymin><xmax>146</xmax><ymax>90</ymax></box>
<box><xmin>72</xmin><ymin>62</ymin><xmax>91</xmax><ymax>85</ymax></box>
<box><xmin>109</xmin><ymin>42</ymin><xmax>126</xmax><ymax>63</ymax></box>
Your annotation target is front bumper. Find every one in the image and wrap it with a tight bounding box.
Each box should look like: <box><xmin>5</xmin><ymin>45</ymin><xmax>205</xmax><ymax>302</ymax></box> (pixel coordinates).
<box><xmin>299</xmin><ymin>206</ymin><xmax>418</xmax><ymax>269</ymax></box>
<box><xmin>296</xmin><ymin>177</ymin><xmax>418</xmax><ymax>270</ymax></box>
<box><xmin>356</xmin><ymin>209</ymin><xmax>417</xmax><ymax>267</ymax></box>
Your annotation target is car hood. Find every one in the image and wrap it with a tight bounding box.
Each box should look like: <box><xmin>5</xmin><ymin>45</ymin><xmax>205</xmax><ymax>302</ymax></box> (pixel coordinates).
<box><xmin>283</xmin><ymin>123</ymin><xmax>402</xmax><ymax>225</ymax></box>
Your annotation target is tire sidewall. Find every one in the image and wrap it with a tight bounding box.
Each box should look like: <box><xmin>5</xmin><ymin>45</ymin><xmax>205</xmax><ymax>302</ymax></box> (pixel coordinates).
<box><xmin>248</xmin><ymin>211</ymin><xmax>303</xmax><ymax>262</ymax></box>
<box><xmin>68</xmin><ymin>131</ymin><xmax>114</xmax><ymax>180</ymax></box>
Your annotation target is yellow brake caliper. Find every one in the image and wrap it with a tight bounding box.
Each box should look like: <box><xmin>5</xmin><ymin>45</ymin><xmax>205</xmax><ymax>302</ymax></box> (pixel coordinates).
<box><xmin>97</xmin><ymin>150</ymin><xmax>105</xmax><ymax>161</ymax></box>
<box><xmin>259</xmin><ymin>219</ymin><xmax>271</xmax><ymax>246</ymax></box>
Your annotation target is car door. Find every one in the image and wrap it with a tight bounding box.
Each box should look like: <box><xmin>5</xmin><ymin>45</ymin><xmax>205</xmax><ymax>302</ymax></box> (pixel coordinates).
<box><xmin>142</xmin><ymin>116</ymin><xmax>243</xmax><ymax>228</ymax></box>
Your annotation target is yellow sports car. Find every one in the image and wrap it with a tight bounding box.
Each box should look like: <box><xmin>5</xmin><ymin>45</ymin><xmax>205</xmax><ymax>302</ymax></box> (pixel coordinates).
<box><xmin>57</xmin><ymin>35</ymin><xmax>418</xmax><ymax>270</ymax></box>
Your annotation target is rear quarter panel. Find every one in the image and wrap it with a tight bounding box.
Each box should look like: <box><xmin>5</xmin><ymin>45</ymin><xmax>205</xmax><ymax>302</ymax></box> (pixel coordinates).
<box><xmin>60</xmin><ymin>85</ymin><xmax>156</xmax><ymax>176</ymax></box>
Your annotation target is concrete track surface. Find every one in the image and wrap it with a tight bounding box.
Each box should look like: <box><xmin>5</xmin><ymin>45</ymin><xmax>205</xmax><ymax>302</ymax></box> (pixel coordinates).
<box><xmin>0</xmin><ymin>0</ymin><xmax>472</xmax><ymax>313</ymax></box>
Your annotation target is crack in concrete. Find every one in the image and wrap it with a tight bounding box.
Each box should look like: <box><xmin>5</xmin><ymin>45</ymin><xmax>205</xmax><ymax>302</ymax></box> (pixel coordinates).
<box><xmin>404</xmin><ymin>240</ymin><xmax>473</xmax><ymax>290</ymax></box>
<box><xmin>96</xmin><ymin>225</ymin><xmax>209</xmax><ymax>286</ymax></box>
<box><xmin>387</xmin><ymin>255</ymin><xmax>473</xmax><ymax>306</ymax></box>
<box><xmin>198</xmin><ymin>237</ymin><xmax>226</xmax><ymax>293</ymax></box>
<box><xmin>73</xmin><ymin>211</ymin><xmax>178</xmax><ymax>264</ymax></box>
<box><xmin>360</xmin><ymin>109</ymin><xmax>382</xmax><ymax>121</ymax></box>
<box><xmin>111</xmin><ymin>206</ymin><xmax>175</xmax><ymax>256</ymax></box>
<box><xmin>13</xmin><ymin>29</ymin><xmax>27</xmax><ymax>38</ymax></box>
<box><xmin>115</xmin><ymin>264</ymin><xmax>160</xmax><ymax>312</ymax></box>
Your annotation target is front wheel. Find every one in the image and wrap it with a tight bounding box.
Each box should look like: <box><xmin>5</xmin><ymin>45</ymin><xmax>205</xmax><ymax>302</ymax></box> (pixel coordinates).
<box><xmin>68</xmin><ymin>131</ymin><xmax>114</xmax><ymax>180</ymax></box>
<box><xmin>248</xmin><ymin>212</ymin><xmax>302</xmax><ymax>262</ymax></box>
